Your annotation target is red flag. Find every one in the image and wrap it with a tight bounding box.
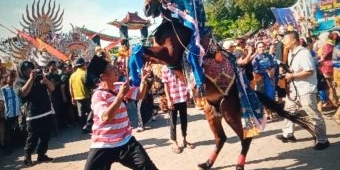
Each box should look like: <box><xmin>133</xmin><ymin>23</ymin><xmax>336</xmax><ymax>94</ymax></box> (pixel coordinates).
<box><xmin>104</xmin><ymin>39</ymin><xmax>123</xmax><ymax>51</ymax></box>
<box><xmin>15</xmin><ymin>29</ymin><xmax>68</xmax><ymax>61</ymax></box>
<box><xmin>16</xmin><ymin>30</ymin><xmax>41</xmax><ymax>48</ymax></box>
<box><xmin>36</xmin><ymin>38</ymin><xmax>69</xmax><ymax>61</ymax></box>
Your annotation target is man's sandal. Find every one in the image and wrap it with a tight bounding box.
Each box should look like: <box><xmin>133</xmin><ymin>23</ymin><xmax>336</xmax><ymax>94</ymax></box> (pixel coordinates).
<box><xmin>183</xmin><ymin>141</ymin><xmax>195</xmax><ymax>149</ymax></box>
<box><xmin>171</xmin><ymin>145</ymin><xmax>181</xmax><ymax>154</ymax></box>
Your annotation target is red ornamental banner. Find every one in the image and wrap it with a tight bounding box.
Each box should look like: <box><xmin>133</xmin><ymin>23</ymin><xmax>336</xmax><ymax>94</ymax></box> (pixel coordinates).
<box><xmin>16</xmin><ymin>30</ymin><xmax>69</xmax><ymax>61</ymax></box>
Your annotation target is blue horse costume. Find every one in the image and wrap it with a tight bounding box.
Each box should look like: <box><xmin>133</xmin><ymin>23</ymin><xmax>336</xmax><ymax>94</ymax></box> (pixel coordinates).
<box><xmin>129</xmin><ymin>0</ymin><xmax>206</xmax><ymax>95</ymax></box>
<box><xmin>171</xmin><ymin>0</ymin><xmax>206</xmax><ymax>95</ymax></box>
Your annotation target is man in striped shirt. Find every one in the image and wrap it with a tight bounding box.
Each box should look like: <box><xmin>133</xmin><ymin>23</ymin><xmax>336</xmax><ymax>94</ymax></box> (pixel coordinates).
<box><xmin>84</xmin><ymin>56</ymin><xmax>157</xmax><ymax>170</ymax></box>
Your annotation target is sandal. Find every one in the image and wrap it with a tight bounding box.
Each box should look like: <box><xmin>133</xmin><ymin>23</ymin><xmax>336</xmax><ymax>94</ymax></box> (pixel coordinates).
<box><xmin>332</xmin><ymin>116</ymin><xmax>340</xmax><ymax>124</ymax></box>
<box><xmin>171</xmin><ymin>145</ymin><xmax>181</xmax><ymax>154</ymax></box>
<box><xmin>183</xmin><ymin>141</ymin><xmax>195</xmax><ymax>149</ymax></box>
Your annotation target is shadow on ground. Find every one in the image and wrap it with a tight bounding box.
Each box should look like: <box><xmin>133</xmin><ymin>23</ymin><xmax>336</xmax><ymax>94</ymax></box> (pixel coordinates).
<box><xmin>0</xmin><ymin>127</ymin><xmax>90</xmax><ymax>169</ymax></box>
<box><xmin>211</xmin><ymin>135</ymin><xmax>340</xmax><ymax>170</ymax></box>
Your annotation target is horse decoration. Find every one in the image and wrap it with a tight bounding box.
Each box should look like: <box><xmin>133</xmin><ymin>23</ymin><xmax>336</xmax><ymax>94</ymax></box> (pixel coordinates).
<box><xmin>142</xmin><ymin>0</ymin><xmax>321</xmax><ymax>170</ymax></box>
<box><xmin>0</xmin><ymin>0</ymin><xmax>96</xmax><ymax>67</ymax></box>
<box><xmin>203</xmin><ymin>56</ymin><xmax>235</xmax><ymax>95</ymax></box>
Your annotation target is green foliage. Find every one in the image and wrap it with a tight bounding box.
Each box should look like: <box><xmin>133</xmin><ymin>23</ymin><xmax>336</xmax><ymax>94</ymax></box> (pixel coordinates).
<box><xmin>228</xmin><ymin>13</ymin><xmax>260</xmax><ymax>38</ymax></box>
<box><xmin>204</xmin><ymin>0</ymin><xmax>297</xmax><ymax>39</ymax></box>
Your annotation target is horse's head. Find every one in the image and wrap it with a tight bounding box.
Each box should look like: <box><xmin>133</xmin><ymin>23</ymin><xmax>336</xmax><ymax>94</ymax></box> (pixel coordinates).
<box><xmin>144</xmin><ymin>0</ymin><xmax>163</xmax><ymax>18</ymax></box>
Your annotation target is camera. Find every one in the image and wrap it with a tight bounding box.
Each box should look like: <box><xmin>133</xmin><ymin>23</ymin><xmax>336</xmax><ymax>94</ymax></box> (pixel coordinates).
<box><xmin>98</xmin><ymin>52</ymin><xmax>106</xmax><ymax>58</ymax></box>
<box><xmin>35</xmin><ymin>69</ymin><xmax>43</xmax><ymax>75</ymax></box>
<box><xmin>278</xmin><ymin>73</ymin><xmax>286</xmax><ymax>79</ymax></box>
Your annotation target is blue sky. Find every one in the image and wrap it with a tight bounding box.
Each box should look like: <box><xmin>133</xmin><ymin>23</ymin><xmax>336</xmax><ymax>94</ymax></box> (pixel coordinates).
<box><xmin>0</xmin><ymin>0</ymin><xmax>160</xmax><ymax>41</ymax></box>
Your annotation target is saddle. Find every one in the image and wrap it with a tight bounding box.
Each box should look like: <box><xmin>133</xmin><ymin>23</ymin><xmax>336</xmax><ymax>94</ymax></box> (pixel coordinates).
<box><xmin>203</xmin><ymin>51</ymin><xmax>235</xmax><ymax>95</ymax></box>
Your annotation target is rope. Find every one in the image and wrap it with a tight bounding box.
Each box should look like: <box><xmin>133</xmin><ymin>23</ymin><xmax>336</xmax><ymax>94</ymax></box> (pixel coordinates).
<box><xmin>162</xmin><ymin>15</ymin><xmax>201</xmax><ymax>57</ymax></box>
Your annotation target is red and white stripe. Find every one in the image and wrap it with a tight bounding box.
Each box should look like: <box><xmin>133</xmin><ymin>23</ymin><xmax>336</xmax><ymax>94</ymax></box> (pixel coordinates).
<box><xmin>90</xmin><ymin>83</ymin><xmax>138</xmax><ymax>148</ymax></box>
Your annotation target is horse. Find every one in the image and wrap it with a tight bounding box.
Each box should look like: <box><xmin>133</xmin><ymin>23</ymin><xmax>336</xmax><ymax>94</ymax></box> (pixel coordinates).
<box><xmin>142</xmin><ymin>0</ymin><xmax>318</xmax><ymax>169</ymax></box>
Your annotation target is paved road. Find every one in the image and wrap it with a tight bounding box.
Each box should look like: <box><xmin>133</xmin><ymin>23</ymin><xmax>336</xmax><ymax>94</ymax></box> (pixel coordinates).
<box><xmin>0</xmin><ymin>107</ymin><xmax>339</xmax><ymax>170</ymax></box>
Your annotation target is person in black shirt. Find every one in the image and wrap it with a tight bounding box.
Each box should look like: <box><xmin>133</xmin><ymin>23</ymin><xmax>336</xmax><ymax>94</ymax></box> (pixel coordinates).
<box><xmin>17</xmin><ymin>61</ymin><xmax>55</xmax><ymax>166</ymax></box>
<box><xmin>46</xmin><ymin>60</ymin><xmax>63</xmax><ymax>133</ymax></box>
<box><xmin>59</xmin><ymin>63</ymin><xmax>76</xmax><ymax>127</ymax></box>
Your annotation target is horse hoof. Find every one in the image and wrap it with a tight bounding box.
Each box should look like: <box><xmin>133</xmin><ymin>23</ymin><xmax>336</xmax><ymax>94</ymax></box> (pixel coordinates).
<box><xmin>197</xmin><ymin>160</ymin><xmax>212</xmax><ymax>170</ymax></box>
<box><xmin>236</xmin><ymin>164</ymin><xmax>244</xmax><ymax>170</ymax></box>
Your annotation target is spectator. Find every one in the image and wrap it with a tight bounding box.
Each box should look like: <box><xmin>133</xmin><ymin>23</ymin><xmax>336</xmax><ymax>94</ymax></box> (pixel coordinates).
<box><xmin>252</xmin><ymin>42</ymin><xmax>276</xmax><ymax>119</ymax></box>
<box><xmin>59</xmin><ymin>63</ymin><xmax>76</xmax><ymax>127</ymax></box>
<box><xmin>128</xmin><ymin>45</ymin><xmax>145</xmax><ymax>132</ymax></box>
<box><xmin>234</xmin><ymin>38</ymin><xmax>254</xmax><ymax>82</ymax></box>
<box><xmin>162</xmin><ymin>65</ymin><xmax>195</xmax><ymax>154</ymax></box>
<box><xmin>46</xmin><ymin>60</ymin><xmax>63</xmax><ymax>134</ymax></box>
<box><xmin>318</xmin><ymin>34</ymin><xmax>338</xmax><ymax>109</ymax></box>
<box><xmin>69</xmin><ymin>57</ymin><xmax>92</xmax><ymax>133</ymax></box>
<box><xmin>0</xmin><ymin>70</ymin><xmax>20</xmax><ymax>154</ymax></box>
<box><xmin>84</xmin><ymin>56</ymin><xmax>157</xmax><ymax>170</ymax></box>
<box><xmin>0</xmin><ymin>100</ymin><xmax>7</xmax><ymax>155</ymax></box>
<box><xmin>332</xmin><ymin>31</ymin><xmax>340</xmax><ymax>124</ymax></box>
<box><xmin>273</xmin><ymin>37</ymin><xmax>287</xmax><ymax>104</ymax></box>
<box><xmin>17</xmin><ymin>61</ymin><xmax>55</xmax><ymax>166</ymax></box>
<box><xmin>276</xmin><ymin>31</ymin><xmax>330</xmax><ymax>150</ymax></box>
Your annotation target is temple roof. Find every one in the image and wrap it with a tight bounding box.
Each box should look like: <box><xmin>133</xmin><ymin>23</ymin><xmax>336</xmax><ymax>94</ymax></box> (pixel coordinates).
<box><xmin>108</xmin><ymin>12</ymin><xmax>151</xmax><ymax>30</ymax></box>
<box><xmin>79</xmin><ymin>28</ymin><xmax>122</xmax><ymax>42</ymax></box>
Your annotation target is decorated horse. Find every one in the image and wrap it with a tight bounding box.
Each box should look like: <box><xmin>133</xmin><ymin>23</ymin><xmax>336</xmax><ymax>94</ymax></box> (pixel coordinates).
<box><xmin>141</xmin><ymin>0</ymin><xmax>321</xmax><ymax>170</ymax></box>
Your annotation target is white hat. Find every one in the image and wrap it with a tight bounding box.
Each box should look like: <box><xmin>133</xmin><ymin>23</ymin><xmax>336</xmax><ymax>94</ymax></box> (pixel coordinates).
<box><xmin>222</xmin><ymin>40</ymin><xmax>236</xmax><ymax>50</ymax></box>
<box><xmin>332</xmin><ymin>31</ymin><xmax>340</xmax><ymax>36</ymax></box>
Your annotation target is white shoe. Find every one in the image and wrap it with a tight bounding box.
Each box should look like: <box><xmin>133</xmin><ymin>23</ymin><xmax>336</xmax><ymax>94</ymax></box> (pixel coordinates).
<box><xmin>136</xmin><ymin>127</ymin><xmax>144</xmax><ymax>132</ymax></box>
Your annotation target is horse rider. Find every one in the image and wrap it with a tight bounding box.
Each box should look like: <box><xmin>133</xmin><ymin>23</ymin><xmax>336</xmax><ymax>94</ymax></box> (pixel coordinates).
<box><xmin>170</xmin><ymin>0</ymin><xmax>208</xmax><ymax>97</ymax></box>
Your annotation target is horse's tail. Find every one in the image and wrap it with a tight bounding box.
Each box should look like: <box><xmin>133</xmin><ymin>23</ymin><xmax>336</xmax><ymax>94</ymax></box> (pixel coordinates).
<box><xmin>256</xmin><ymin>92</ymin><xmax>317</xmax><ymax>142</ymax></box>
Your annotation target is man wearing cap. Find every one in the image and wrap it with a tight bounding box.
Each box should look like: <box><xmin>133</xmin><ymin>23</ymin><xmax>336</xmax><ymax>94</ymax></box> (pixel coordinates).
<box><xmin>84</xmin><ymin>56</ymin><xmax>158</xmax><ymax>170</ymax></box>
<box><xmin>17</xmin><ymin>61</ymin><xmax>55</xmax><ymax>166</ymax></box>
<box><xmin>222</xmin><ymin>40</ymin><xmax>236</xmax><ymax>53</ymax></box>
<box><xmin>69</xmin><ymin>57</ymin><xmax>92</xmax><ymax>133</ymax></box>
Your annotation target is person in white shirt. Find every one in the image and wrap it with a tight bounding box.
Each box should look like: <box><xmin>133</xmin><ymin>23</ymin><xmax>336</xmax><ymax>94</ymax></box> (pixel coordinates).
<box><xmin>276</xmin><ymin>31</ymin><xmax>330</xmax><ymax>150</ymax></box>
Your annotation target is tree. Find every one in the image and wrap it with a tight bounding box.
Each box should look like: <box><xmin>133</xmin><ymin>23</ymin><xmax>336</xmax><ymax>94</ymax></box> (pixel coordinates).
<box><xmin>228</xmin><ymin>13</ymin><xmax>260</xmax><ymax>38</ymax></box>
<box><xmin>204</xmin><ymin>0</ymin><xmax>297</xmax><ymax>39</ymax></box>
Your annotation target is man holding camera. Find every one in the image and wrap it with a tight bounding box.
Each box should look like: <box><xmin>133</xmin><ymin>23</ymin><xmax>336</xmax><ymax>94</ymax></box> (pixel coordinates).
<box><xmin>18</xmin><ymin>61</ymin><xmax>55</xmax><ymax>166</ymax></box>
<box><xmin>276</xmin><ymin>31</ymin><xmax>330</xmax><ymax>150</ymax></box>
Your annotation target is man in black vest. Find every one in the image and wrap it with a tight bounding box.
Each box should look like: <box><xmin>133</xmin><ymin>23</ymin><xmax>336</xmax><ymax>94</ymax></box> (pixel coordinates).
<box><xmin>18</xmin><ymin>61</ymin><xmax>55</xmax><ymax>166</ymax></box>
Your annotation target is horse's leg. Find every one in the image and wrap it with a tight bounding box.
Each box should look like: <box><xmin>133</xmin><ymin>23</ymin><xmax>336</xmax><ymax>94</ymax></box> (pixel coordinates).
<box><xmin>221</xmin><ymin>89</ymin><xmax>252</xmax><ymax>170</ymax></box>
<box><xmin>198</xmin><ymin>103</ymin><xmax>227</xmax><ymax>170</ymax></box>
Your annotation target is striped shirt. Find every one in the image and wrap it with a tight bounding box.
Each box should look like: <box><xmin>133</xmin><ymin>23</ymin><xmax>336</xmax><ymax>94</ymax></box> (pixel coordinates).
<box><xmin>162</xmin><ymin>66</ymin><xmax>188</xmax><ymax>104</ymax></box>
<box><xmin>1</xmin><ymin>86</ymin><xmax>20</xmax><ymax>119</ymax></box>
<box><xmin>90</xmin><ymin>82</ymin><xmax>139</xmax><ymax>148</ymax></box>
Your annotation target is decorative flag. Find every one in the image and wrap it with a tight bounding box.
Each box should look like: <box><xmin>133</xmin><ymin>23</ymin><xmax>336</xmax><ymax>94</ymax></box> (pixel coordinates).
<box><xmin>104</xmin><ymin>39</ymin><xmax>124</xmax><ymax>51</ymax></box>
